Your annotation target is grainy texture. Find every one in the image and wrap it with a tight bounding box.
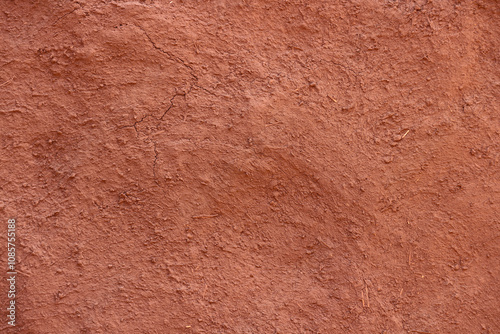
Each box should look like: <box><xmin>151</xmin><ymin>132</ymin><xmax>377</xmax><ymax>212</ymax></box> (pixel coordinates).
<box><xmin>0</xmin><ymin>0</ymin><xmax>499</xmax><ymax>333</ymax></box>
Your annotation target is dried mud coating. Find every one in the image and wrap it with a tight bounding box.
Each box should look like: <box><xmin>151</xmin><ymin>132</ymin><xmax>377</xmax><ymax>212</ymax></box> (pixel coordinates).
<box><xmin>1</xmin><ymin>1</ymin><xmax>499</xmax><ymax>333</ymax></box>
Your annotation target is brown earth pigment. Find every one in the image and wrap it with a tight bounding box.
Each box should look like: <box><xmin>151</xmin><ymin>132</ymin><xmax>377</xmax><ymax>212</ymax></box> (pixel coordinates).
<box><xmin>1</xmin><ymin>1</ymin><xmax>499</xmax><ymax>333</ymax></box>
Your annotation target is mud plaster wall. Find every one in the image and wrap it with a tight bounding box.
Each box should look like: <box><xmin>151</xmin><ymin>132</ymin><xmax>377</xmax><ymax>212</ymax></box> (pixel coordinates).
<box><xmin>0</xmin><ymin>1</ymin><xmax>499</xmax><ymax>333</ymax></box>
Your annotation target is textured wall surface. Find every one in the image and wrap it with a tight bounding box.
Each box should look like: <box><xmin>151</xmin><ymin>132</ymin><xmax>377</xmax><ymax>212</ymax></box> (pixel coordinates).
<box><xmin>0</xmin><ymin>1</ymin><xmax>499</xmax><ymax>333</ymax></box>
